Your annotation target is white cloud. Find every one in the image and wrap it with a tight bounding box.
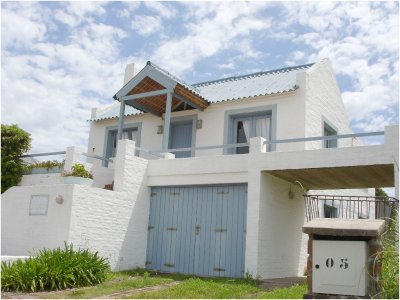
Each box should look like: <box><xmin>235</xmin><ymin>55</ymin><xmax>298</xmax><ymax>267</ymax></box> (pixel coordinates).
<box><xmin>1</xmin><ymin>2</ymin><xmax>48</xmax><ymax>49</ymax></box>
<box><xmin>280</xmin><ymin>1</ymin><xmax>399</xmax><ymax>131</ymax></box>
<box><xmin>131</xmin><ymin>15</ymin><xmax>163</xmax><ymax>36</ymax></box>
<box><xmin>1</xmin><ymin>2</ymin><xmax>128</xmax><ymax>153</ymax></box>
<box><xmin>144</xmin><ymin>1</ymin><xmax>177</xmax><ymax>19</ymax></box>
<box><xmin>217</xmin><ymin>62</ymin><xmax>235</xmax><ymax>70</ymax></box>
<box><xmin>149</xmin><ymin>1</ymin><xmax>270</xmax><ymax>75</ymax></box>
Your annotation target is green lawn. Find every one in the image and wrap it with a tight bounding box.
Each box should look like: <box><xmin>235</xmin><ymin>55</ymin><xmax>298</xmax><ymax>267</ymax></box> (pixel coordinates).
<box><xmin>6</xmin><ymin>269</ymin><xmax>307</xmax><ymax>299</ymax></box>
<box><xmin>257</xmin><ymin>284</ymin><xmax>308</xmax><ymax>299</ymax></box>
<box><xmin>128</xmin><ymin>277</ymin><xmax>260</xmax><ymax>299</ymax></box>
<box><xmin>40</xmin><ymin>270</ymin><xmax>171</xmax><ymax>299</ymax></box>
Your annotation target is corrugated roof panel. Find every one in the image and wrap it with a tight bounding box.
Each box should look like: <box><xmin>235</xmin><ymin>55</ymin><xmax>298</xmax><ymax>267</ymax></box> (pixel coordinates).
<box><xmin>91</xmin><ymin>102</ymin><xmax>141</xmax><ymax>121</ymax></box>
<box><xmin>194</xmin><ymin>64</ymin><xmax>312</xmax><ymax>103</ymax></box>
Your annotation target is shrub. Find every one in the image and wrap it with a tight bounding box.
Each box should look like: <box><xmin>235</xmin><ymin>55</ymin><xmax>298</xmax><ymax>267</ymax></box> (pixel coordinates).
<box><xmin>25</xmin><ymin>160</ymin><xmax>64</xmax><ymax>172</ymax></box>
<box><xmin>62</xmin><ymin>163</ymin><xmax>93</xmax><ymax>179</ymax></box>
<box><xmin>1</xmin><ymin>243</ymin><xmax>109</xmax><ymax>292</ymax></box>
<box><xmin>1</xmin><ymin>124</ymin><xmax>31</xmax><ymax>193</ymax></box>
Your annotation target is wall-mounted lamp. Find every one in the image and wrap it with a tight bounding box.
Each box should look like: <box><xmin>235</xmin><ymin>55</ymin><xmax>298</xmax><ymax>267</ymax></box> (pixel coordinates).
<box><xmin>157</xmin><ymin>125</ymin><xmax>163</xmax><ymax>134</ymax></box>
<box><xmin>55</xmin><ymin>195</ymin><xmax>64</xmax><ymax>205</ymax></box>
<box><xmin>196</xmin><ymin>119</ymin><xmax>203</xmax><ymax>129</ymax></box>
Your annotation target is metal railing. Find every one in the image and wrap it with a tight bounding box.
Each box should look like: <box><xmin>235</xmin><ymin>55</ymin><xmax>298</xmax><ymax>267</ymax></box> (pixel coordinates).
<box><xmin>304</xmin><ymin>195</ymin><xmax>399</xmax><ymax>222</ymax></box>
<box><xmin>264</xmin><ymin>131</ymin><xmax>384</xmax><ymax>145</ymax></box>
<box><xmin>20</xmin><ymin>151</ymin><xmax>112</xmax><ymax>164</ymax></box>
<box><xmin>140</xmin><ymin>131</ymin><xmax>384</xmax><ymax>158</ymax></box>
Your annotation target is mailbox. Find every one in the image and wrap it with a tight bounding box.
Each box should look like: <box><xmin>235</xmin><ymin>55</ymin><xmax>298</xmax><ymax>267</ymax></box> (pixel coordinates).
<box><xmin>303</xmin><ymin>218</ymin><xmax>386</xmax><ymax>298</ymax></box>
<box><xmin>312</xmin><ymin>240</ymin><xmax>368</xmax><ymax>296</ymax></box>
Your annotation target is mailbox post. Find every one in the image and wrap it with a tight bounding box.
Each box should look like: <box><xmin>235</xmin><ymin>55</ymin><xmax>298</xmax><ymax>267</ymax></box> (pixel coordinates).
<box><xmin>303</xmin><ymin>218</ymin><xmax>386</xmax><ymax>299</ymax></box>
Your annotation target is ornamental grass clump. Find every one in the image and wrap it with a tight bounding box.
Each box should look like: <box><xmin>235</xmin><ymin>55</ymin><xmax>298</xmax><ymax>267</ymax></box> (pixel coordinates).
<box><xmin>1</xmin><ymin>243</ymin><xmax>109</xmax><ymax>292</ymax></box>
<box><xmin>379</xmin><ymin>212</ymin><xmax>399</xmax><ymax>299</ymax></box>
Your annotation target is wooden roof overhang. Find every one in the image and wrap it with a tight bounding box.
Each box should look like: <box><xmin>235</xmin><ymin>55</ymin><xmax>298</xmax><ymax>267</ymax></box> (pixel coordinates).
<box><xmin>113</xmin><ymin>64</ymin><xmax>209</xmax><ymax>117</ymax></box>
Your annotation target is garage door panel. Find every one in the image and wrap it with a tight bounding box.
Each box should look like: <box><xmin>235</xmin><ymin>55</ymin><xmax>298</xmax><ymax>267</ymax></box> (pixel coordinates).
<box><xmin>146</xmin><ymin>184</ymin><xmax>247</xmax><ymax>278</ymax></box>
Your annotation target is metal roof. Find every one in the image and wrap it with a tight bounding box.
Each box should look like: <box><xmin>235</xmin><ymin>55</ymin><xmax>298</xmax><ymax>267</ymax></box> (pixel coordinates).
<box><xmin>93</xmin><ymin>102</ymin><xmax>141</xmax><ymax>121</ymax></box>
<box><xmin>194</xmin><ymin>63</ymin><xmax>313</xmax><ymax>103</ymax></box>
<box><xmin>91</xmin><ymin>63</ymin><xmax>313</xmax><ymax>121</ymax></box>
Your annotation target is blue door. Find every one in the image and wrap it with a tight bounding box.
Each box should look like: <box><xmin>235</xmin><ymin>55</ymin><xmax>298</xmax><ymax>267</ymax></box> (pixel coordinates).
<box><xmin>146</xmin><ymin>184</ymin><xmax>247</xmax><ymax>278</ymax></box>
<box><xmin>169</xmin><ymin>121</ymin><xmax>193</xmax><ymax>158</ymax></box>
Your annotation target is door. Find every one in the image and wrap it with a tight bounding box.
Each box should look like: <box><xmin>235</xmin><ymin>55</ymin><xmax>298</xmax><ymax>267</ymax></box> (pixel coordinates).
<box><xmin>146</xmin><ymin>184</ymin><xmax>247</xmax><ymax>278</ymax></box>
<box><xmin>169</xmin><ymin>121</ymin><xmax>193</xmax><ymax>158</ymax></box>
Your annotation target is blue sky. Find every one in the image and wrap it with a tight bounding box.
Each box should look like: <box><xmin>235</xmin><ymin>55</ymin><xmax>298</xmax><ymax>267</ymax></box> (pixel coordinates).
<box><xmin>1</xmin><ymin>1</ymin><xmax>399</xmax><ymax>154</ymax></box>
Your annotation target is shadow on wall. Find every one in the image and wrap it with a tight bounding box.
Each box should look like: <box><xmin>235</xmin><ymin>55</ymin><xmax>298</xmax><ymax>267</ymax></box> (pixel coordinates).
<box><xmin>258</xmin><ymin>172</ymin><xmax>306</xmax><ymax>278</ymax></box>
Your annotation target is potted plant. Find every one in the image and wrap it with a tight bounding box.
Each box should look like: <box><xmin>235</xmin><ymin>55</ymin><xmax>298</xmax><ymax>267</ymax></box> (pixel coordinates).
<box><xmin>62</xmin><ymin>163</ymin><xmax>93</xmax><ymax>186</ymax></box>
<box><xmin>24</xmin><ymin>160</ymin><xmax>64</xmax><ymax>175</ymax></box>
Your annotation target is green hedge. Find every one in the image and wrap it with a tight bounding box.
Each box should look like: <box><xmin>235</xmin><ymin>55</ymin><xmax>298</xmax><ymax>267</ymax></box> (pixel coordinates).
<box><xmin>1</xmin><ymin>243</ymin><xmax>109</xmax><ymax>292</ymax></box>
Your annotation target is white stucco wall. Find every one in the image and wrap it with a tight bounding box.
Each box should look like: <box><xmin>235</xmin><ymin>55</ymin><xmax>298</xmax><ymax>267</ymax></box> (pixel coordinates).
<box><xmin>19</xmin><ymin>174</ymin><xmax>64</xmax><ymax>186</ymax></box>
<box><xmin>64</xmin><ymin>140</ymin><xmax>150</xmax><ymax>271</ymax></box>
<box><xmin>257</xmin><ymin>173</ymin><xmax>306</xmax><ymax>278</ymax></box>
<box><xmin>87</xmin><ymin>84</ymin><xmax>309</xmax><ymax>164</ymax></box>
<box><xmin>1</xmin><ymin>185</ymin><xmax>74</xmax><ymax>255</ymax></box>
<box><xmin>305</xmin><ymin>58</ymin><xmax>355</xmax><ymax>149</ymax></box>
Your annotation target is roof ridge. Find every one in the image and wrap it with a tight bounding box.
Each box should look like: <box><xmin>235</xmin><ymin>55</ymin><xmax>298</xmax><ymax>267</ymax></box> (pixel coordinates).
<box><xmin>146</xmin><ymin>61</ymin><xmax>201</xmax><ymax>93</ymax></box>
<box><xmin>193</xmin><ymin>63</ymin><xmax>315</xmax><ymax>87</ymax></box>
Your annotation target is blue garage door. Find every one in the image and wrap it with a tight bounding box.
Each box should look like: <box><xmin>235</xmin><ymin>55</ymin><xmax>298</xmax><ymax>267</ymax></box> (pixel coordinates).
<box><xmin>146</xmin><ymin>184</ymin><xmax>247</xmax><ymax>278</ymax></box>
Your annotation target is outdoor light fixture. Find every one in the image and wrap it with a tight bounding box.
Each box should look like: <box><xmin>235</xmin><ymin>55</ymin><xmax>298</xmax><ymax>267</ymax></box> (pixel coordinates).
<box><xmin>196</xmin><ymin>119</ymin><xmax>203</xmax><ymax>129</ymax></box>
<box><xmin>157</xmin><ymin>125</ymin><xmax>163</xmax><ymax>134</ymax></box>
<box><xmin>55</xmin><ymin>195</ymin><xmax>64</xmax><ymax>205</ymax></box>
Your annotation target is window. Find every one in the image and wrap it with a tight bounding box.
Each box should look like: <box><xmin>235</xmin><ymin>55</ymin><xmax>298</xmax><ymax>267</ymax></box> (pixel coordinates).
<box><xmin>323</xmin><ymin>122</ymin><xmax>337</xmax><ymax>148</ymax></box>
<box><xmin>233</xmin><ymin>115</ymin><xmax>271</xmax><ymax>154</ymax></box>
<box><xmin>104</xmin><ymin>125</ymin><xmax>141</xmax><ymax>166</ymax></box>
<box><xmin>108</xmin><ymin>128</ymin><xmax>137</xmax><ymax>158</ymax></box>
<box><xmin>324</xmin><ymin>204</ymin><xmax>338</xmax><ymax>218</ymax></box>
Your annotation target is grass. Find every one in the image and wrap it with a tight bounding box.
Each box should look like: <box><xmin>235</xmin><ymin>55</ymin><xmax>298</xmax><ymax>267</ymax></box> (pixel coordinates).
<box><xmin>2</xmin><ymin>268</ymin><xmax>308</xmax><ymax>299</ymax></box>
<box><xmin>379</xmin><ymin>212</ymin><xmax>399</xmax><ymax>299</ymax></box>
<box><xmin>128</xmin><ymin>277</ymin><xmax>260</xmax><ymax>299</ymax></box>
<box><xmin>257</xmin><ymin>284</ymin><xmax>307</xmax><ymax>299</ymax></box>
<box><xmin>40</xmin><ymin>270</ymin><xmax>172</xmax><ymax>299</ymax></box>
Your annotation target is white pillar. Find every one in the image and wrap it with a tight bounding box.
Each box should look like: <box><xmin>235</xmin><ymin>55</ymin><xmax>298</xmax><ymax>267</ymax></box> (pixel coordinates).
<box><xmin>64</xmin><ymin>146</ymin><xmax>83</xmax><ymax>172</ymax></box>
<box><xmin>249</xmin><ymin>137</ymin><xmax>266</xmax><ymax>154</ymax></box>
<box><xmin>162</xmin><ymin>93</ymin><xmax>172</xmax><ymax>152</ymax></box>
<box><xmin>113</xmin><ymin>139</ymin><xmax>137</xmax><ymax>192</ymax></box>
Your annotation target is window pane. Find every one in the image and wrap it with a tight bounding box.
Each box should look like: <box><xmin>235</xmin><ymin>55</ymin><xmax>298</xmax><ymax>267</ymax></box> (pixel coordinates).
<box><xmin>236</xmin><ymin>120</ymin><xmax>250</xmax><ymax>154</ymax></box>
<box><xmin>323</xmin><ymin>123</ymin><xmax>337</xmax><ymax>148</ymax></box>
<box><xmin>255</xmin><ymin>117</ymin><xmax>270</xmax><ymax>140</ymax></box>
<box><xmin>324</xmin><ymin>204</ymin><xmax>338</xmax><ymax>218</ymax></box>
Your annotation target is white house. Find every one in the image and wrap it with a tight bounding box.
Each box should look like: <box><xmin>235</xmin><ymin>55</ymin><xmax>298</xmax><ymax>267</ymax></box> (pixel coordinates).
<box><xmin>2</xmin><ymin>58</ymin><xmax>398</xmax><ymax>279</ymax></box>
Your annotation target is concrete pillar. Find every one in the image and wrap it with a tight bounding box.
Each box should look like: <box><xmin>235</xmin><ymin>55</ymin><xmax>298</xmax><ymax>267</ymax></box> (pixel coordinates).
<box><xmin>64</xmin><ymin>146</ymin><xmax>83</xmax><ymax>172</ymax></box>
<box><xmin>249</xmin><ymin>137</ymin><xmax>266</xmax><ymax>154</ymax></box>
<box><xmin>159</xmin><ymin>153</ymin><xmax>175</xmax><ymax>160</ymax></box>
<box><xmin>117</xmin><ymin>100</ymin><xmax>126</xmax><ymax>141</ymax></box>
<box><xmin>244</xmin><ymin>137</ymin><xmax>265</xmax><ymax>276</ymax></box>
<box><xmin>162</xmin><ymin>93</ymin><xmax>172</xmax><ymax>152</ymax></box>
<box><xmin>384</xmin><ymin>126</ymin><xmax>399</xmax><ymax>198</ymax></box>
<box><xmin>113</xmin><ymin>139</ymin><xmax>137</xmax><ymax>192</ymax></box>
<box><xmin>244</xmin><ymin>168</ymin><xmax>262</xmax><ymax>277</ymax></box>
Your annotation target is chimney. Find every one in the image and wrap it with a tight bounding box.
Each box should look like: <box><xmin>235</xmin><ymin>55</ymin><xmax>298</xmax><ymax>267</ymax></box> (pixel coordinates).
<box><xmin>123</xmin><ymin>63</ymin><xmax>135</xmax><ymax>85</ymax></box>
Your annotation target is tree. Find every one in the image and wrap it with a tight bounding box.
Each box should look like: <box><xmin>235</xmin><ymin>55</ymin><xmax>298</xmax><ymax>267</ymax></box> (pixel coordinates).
<box><xmin>376</xmin><ymin>187</ymin><xmax>389</xmax><ymax>198</ymax></box>
<box><xmin>1</xmin><ymin>124</ymin><xmax>31</xmax><ymax>193</ymax></box>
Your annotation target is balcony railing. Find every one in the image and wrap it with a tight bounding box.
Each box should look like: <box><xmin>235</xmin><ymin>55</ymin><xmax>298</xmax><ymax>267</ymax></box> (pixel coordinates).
<box><xmin>304</xmin><ymin>195</ymin><xmax>399</xmax><ymax>222</ymax></box>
